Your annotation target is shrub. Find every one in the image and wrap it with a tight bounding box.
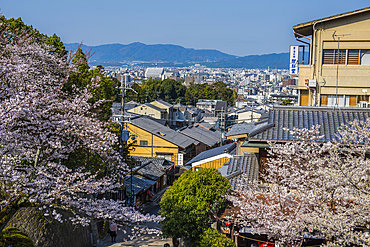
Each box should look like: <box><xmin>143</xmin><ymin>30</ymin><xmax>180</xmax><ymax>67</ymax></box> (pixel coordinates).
<box><xmin>0</xmin><ymin>227</ymin><xmax>34</xmax><ymax>247</ymax></box>
<box><xmin>199</xmin><ymin>228</ymin><xmax>235</xmax><ymax>247</ymax></box>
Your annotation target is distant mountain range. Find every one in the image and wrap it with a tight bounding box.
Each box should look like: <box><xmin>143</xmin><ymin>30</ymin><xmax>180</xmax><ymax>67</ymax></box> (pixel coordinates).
<box><xmin>64</xmin><ymin>42</ymin><xmax>289</xmax><ymax>69</ymax></box>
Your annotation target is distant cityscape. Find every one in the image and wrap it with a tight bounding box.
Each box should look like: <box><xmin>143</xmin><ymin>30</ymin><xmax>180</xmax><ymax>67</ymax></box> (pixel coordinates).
<box><xmin>103</xmin><ymin>65</ymin><xmax>296</xmax><ymax>107</ymax></box>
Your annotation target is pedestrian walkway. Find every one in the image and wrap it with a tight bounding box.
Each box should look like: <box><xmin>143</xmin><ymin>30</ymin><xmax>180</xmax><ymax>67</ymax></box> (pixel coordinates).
<box><xmin>98</xmin><ymin>227</ymin><xmax>172</xmax><ymax>247</ymax></box>
<box><xmin>101</xmin><ymin>235</ymin><xmax>172</xmax><ymax>246</ymax></box>
<box><xmin>98</xmin><ymin>196</ymin><xmax>171</xmax><ymax>247</ymax></box>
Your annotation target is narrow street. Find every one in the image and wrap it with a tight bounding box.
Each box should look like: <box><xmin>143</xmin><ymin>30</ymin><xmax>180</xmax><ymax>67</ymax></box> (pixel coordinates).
<box><xmin>99</xmin><ymin>189</ymin><xmax>171</xmax><ymax>247</ymax></box>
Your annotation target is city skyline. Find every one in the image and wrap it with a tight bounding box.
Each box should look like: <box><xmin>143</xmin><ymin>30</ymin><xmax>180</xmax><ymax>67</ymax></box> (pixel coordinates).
<box><xmin>2</xmin><ymin>1</ymin><xmax>369</xmax><ymax>56</ymax></box>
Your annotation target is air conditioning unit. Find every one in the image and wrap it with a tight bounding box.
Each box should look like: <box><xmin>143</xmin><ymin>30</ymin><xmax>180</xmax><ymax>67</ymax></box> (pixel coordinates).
<box><xmin>359</xmin><ymin>101</ymin><xmax>368</xmax><ymax>108</ymax></box>
<box><xmin>308</xmin><ymin>79</ymin><xmax>317</xmax><ymax>88</ymax></box>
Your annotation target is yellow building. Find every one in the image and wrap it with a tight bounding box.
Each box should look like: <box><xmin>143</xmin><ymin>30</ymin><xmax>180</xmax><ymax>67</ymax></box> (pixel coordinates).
<box><xmin>293</xmin><ymin>7</ymin><xmax>370</xmax><ymax>107</ymax></box>
<box><xmin>125</xmin><ymin>116</ymin><xmax>203</xmax><ymax>166</ymax></box>
<box><xmin>185</xmin><ymin>143</ymin><xmax>237</xmax><ymax>171</ymax></box>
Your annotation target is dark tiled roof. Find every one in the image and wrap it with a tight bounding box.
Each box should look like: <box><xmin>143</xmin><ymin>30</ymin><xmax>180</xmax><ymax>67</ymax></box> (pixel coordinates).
<box><xmin>124</xmin><ymin>175</ymin><xmax>156</xmax><ymax>195</ymax></box>
<box><xmin>185</xmin><ymin>142</ymin><xmax>237</xmax><ymax>165</ymax></box>
<box><xmin>132</xmin><ymin>156</ymin><xmax>174</xmax><ymax>171</ymax></box>
<box><xmin>230</xmin><ymin>106</ymin><xmax>266</xmax><ymax>115</ymax></box>
<box><xmin>135</xmin><ymin>162</ymin><xmax>165</xmax><ymax>180</ymax></box>
<box><xmin>125</xmin><ymin>101</ymin><xmax>141</xmax><ymax>110</ymax></box>
<box><xmin>154</xmin><ymin>99</ymin><xmax>173</xmax><ymax>108</ymax></box>
<box><xmin>220</xmin><ymin>153</ymin><xmax>259</xmax><ymax>190</ymax></box>
<box><xmin>150</xmin><ymin>118</ymin><xmax>168</xmax><ymax>126</ymax></box>
<box><xmin>179</xmin><ymin>125</ymin><xmax>221</xmax><ymax>147</ymax></box>
<box><xmin>215</xmin><ymin>101</ymin><xmax>228</xmax><ymax>111</ymax></box>
<box><xmin>226</xmin><ymin>122</ymin><xmax>257</xmax><ymax>137</ymax></box>
<box><xmin>130</xmin><ymin>116</ymin><xmax>199</xmax><ymax>149</ymax></box>
<box><xmin>197</xmin><ymin>121</ymin><xmax>215</xmax><ymax>130</ymax></box>
<box><xmin>132</xmin><ymin>156</ymin><xmax>174</xmax><ymax>180</ymax></box>
<box><xmin>187</xmin><ymin>107</ymin><xmax>201</xmax><ymax>115</ymax></box>
<box><xmin>226</xmin><ymin>121</ymin><xmax>272</xmax><ymax>137</ymax></box>
<box><xmin>145</xmin><ymin>103</ymin><xmax>167</xmax><ymax>112</ymax></box>
<box><xmin>250</xmin><ymin>106</ymin><xmax>370</xmax><ymax>142</ymax></box>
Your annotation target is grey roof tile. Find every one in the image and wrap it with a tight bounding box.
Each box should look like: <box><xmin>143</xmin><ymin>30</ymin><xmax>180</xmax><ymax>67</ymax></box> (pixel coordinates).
<box><xmin>215</xmin><ymin>101</ymin><xmax>228</xmax><ymax>111</ymax></box>
<box><xmin>185</xmin><ymin>143</ymin><xmax>237</xmax><ymax>165</ymax></box>
<box><xmin>130</xmin><ymin>116</ymin><xmax>199</xmax><ymax>148</ymax></box>
<box><xmin>179</xmin><ymin>125</ymin><xmax>221</xmax><ymax>147</ymax></box>
<box><xmin>124</xmin><ymin>175</ymin><xmax>157</xmax><ymax>195</ymax></box>
<box><xmin>219</xmin><ymin>153</ymin><xmax>259</xmax><ymax>190</ymax></box>
<box><xmin>250</xmin><ymin>106</ymin><xmax>370</xmax><ymax>142</ymax></box>
<box><xmin>131</xmin><ymin>156</ymin><xmax>174</xmax><ymax>180</ymax></box>
<box><xmin>154</xmin><ymin>99</ymin><xmax>173</xmax><ymax>108</ymax></box>
<box><xmin>132</xmin><ymin>156</ymin><xmax>174</xmax><ymax>171</ymax></box>
<box><xmin>145</xmin><ymin>103</ymin><xmax>167</xmax><ymax>112</ymax></box>
<box><xmin>226</xmin><ymin>122</ymin><xmax>256</xmax><ymax>137</ymax></box>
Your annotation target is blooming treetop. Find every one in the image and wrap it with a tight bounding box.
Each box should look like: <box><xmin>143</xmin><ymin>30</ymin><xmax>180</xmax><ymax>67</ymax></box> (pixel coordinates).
<box><xmin>0</xmin><ymin>26</ymin><xmax>162</xmax><ymax>231</ymax></box>
<box><xmin>229</xmin><ymin>123</ymin><xmax>370</xmax><ymax>246</ymax></box>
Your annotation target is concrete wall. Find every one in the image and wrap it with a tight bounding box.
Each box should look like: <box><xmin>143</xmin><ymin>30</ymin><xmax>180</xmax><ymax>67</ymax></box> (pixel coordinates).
<box><xmin>7</xmin><ymin>207</ymin><xmax>90</xmax><ymax>247</ymax></box>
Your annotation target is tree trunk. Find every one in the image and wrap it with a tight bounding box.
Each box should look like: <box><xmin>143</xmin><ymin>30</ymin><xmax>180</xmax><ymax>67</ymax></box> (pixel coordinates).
<box><xmin>172</xmin><ymin>237</ymin><xmax>179</xmax><ymax>247</ymax></box>
<box><xmin>90</xmin><ymin>221</ymin><xmax>99</xmax><ymax>245</ymax></box>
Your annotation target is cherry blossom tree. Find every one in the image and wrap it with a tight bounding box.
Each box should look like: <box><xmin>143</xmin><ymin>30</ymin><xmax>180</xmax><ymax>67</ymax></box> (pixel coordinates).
<box><xmin>0</xmin><ymin>22</ymin><xmax>161</xmax><ymax>239</ymax></box>
<box><xmin>229</xmin><ymin>123</ymin><xmax>370</xmax><ymax>246</ymax></box>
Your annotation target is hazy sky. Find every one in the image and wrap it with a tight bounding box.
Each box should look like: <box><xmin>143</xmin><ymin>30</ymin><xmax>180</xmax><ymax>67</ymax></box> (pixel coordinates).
<box><xmin>1</xmin><ymin>1</ymin><xmax>369</xmax><ymax>56</ymax></box>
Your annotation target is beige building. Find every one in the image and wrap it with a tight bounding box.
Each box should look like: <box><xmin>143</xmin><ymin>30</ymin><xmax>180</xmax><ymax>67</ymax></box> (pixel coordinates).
<box><xmin>127</xmin><ymin>103</ymin><xmax>167</xmax><ymax>119</ymax></box>
<box><xmin>293</xmin><ymin>7</ymin><xmax>370</xmax><ymax>107</ymax></box>
<box><xmin>150</xmin><ymin>99</ymin><xmax>173</xmax><ymax>122</ymax></box>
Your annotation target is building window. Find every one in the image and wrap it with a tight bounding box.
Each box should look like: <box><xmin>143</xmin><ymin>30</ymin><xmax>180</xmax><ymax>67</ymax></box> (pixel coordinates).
<box><xmin>140</xmin><ymin>140</ymin><xmax>148</xmax><ymax>146</ymax></box>
<box><xmin>323</xmin><ymin>49</ymin><xmax>370</xmax><ymax>65</ymax></box>
<box><xmin>320</xmin><ymin>95</ymin><xmax>358</xmax><ymax>107</ymax></box>
<box><xmin>156</xmin><ymin>153</ymin><xmax>172</xmax><ymax>161</ymax></box>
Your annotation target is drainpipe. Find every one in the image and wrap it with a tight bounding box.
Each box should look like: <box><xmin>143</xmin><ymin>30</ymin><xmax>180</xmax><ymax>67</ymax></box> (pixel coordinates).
<box><xmin>305</xmin><ymin>82</ymin><xmax>311</xmax><ymax>106</ymax></box>
<box><xmin>312</xmin><ymin>87</ymin><xmax>317</xmax><ymax>106</ymax></box>
<box><xmin>293</xmin><ymin>30</ymin><xmax>312</xmax><ymax>65</ymax></box>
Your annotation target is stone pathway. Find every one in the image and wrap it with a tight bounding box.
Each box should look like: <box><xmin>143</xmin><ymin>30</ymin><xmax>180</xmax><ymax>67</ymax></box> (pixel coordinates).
<box><xmin>98</xmin><ymin>200</ymin><xmax>171</xmax><ymax>247</ymax></box>
<box><xmin>98</xmin><ymin>226</ymin><xmax>172</xmax><ymax>247</ymax></box>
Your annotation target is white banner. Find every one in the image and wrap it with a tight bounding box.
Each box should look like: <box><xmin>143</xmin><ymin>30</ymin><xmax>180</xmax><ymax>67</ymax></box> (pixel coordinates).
<box><xmin>289</xmin><ymin>45</ymin><xmax>299</xmax><ymax>75</ymax></box>
<box><xmin>178</xmin><ymin>153</ymin><xmax>183</xmax><ymax>166</ymax></box>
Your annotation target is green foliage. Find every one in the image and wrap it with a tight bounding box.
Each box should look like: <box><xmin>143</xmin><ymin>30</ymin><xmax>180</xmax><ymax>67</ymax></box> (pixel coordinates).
<box><xmin>119</xmin><ymin>78</ymin><xmax>234</xmax><ymax>106</ymax></box>
<box><xmin>282</xmin><ymin>99</ymin><xmax>293</xmax><ymax>105</ymax></box>
<box><xmin>59</xmin><ymin>48</ymin><xmax>118</xmax><ymax>173</ymax></box>
<box><xmin>199</xmin><ymin>228</ymin><xmax>236</xmax><ymax>247</ymax></box>
<box><xmin>0</xmin><ymin>16</ymin><xmax>66</xmax><ymax>57</ymax></box>
<box><xmin>140</xmin><ymin>78</ymin><xmax>186</xmax><ymax>103</ymax></box>
<box><xmin>185</xmin><ymin>82</ymin><xmax>236</xmax><ymax>106</ymax></box>
<box><xmin>160</xmin><ymin>168</ymin><xmax>230</xmax><ymax>245</ymax></box>
<box><xmin>64</xmin><ymin>48</ymin><xmax>114</xmax><ymax>122</ymax></box>
<box><xmin>0</xmin><ymin>227</ymin><xmax>34</xmax><ymax>247</ymax></box>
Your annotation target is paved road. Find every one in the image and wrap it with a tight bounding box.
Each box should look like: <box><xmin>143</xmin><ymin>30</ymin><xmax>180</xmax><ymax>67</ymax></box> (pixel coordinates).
<box><xmin>98</xmin><ymin>201</ymin><xmax>171</xmax><ymax>247</ymax></box>
<box><xmin>99</xmin><ymin>234</ymin><xmax>172</xmax><ymax>247</ymax></box>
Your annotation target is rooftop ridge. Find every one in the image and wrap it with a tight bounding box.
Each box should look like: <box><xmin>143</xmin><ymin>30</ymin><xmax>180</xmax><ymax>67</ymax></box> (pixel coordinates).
<box><xmin>272</xmin><ymin>106</ymin><xmax>370</xmax><ymax>112</ymax></box>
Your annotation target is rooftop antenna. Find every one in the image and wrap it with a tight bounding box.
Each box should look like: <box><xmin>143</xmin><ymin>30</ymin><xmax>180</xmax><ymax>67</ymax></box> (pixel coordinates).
<box><xmin>333</xmin><ymin>33</ymin><xmax>351</xmax><ymax>107</ymax></box>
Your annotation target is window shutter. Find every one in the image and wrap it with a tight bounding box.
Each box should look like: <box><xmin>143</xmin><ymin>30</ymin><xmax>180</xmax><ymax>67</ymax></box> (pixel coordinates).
<box><xmin>347</xmin><ymin>50</ymin><xmax>360</xmax><ymax>65</ymax></box>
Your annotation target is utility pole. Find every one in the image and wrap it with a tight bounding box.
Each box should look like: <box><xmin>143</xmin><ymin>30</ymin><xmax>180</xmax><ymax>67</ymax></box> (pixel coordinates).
<box><xmin>118</xmin><ymin>73</ymin><xmax>137</xmax><ymax>207</ymax></box>
<box><xmin>220</xmin><ymin>107</ymin><xmax>224</xmax><ymax>147</ymax></box>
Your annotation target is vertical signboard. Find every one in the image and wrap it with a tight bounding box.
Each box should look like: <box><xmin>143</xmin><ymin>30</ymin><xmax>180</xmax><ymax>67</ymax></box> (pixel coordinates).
<box><xmin>178</xmin><ymin>153</ymin><xmax>184</xmax><ymax>166</ymax></box>
<box><xmin>289</xmin><ymin>45</ymin><xmax>299</xmax><ymax>75</ymax></box>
